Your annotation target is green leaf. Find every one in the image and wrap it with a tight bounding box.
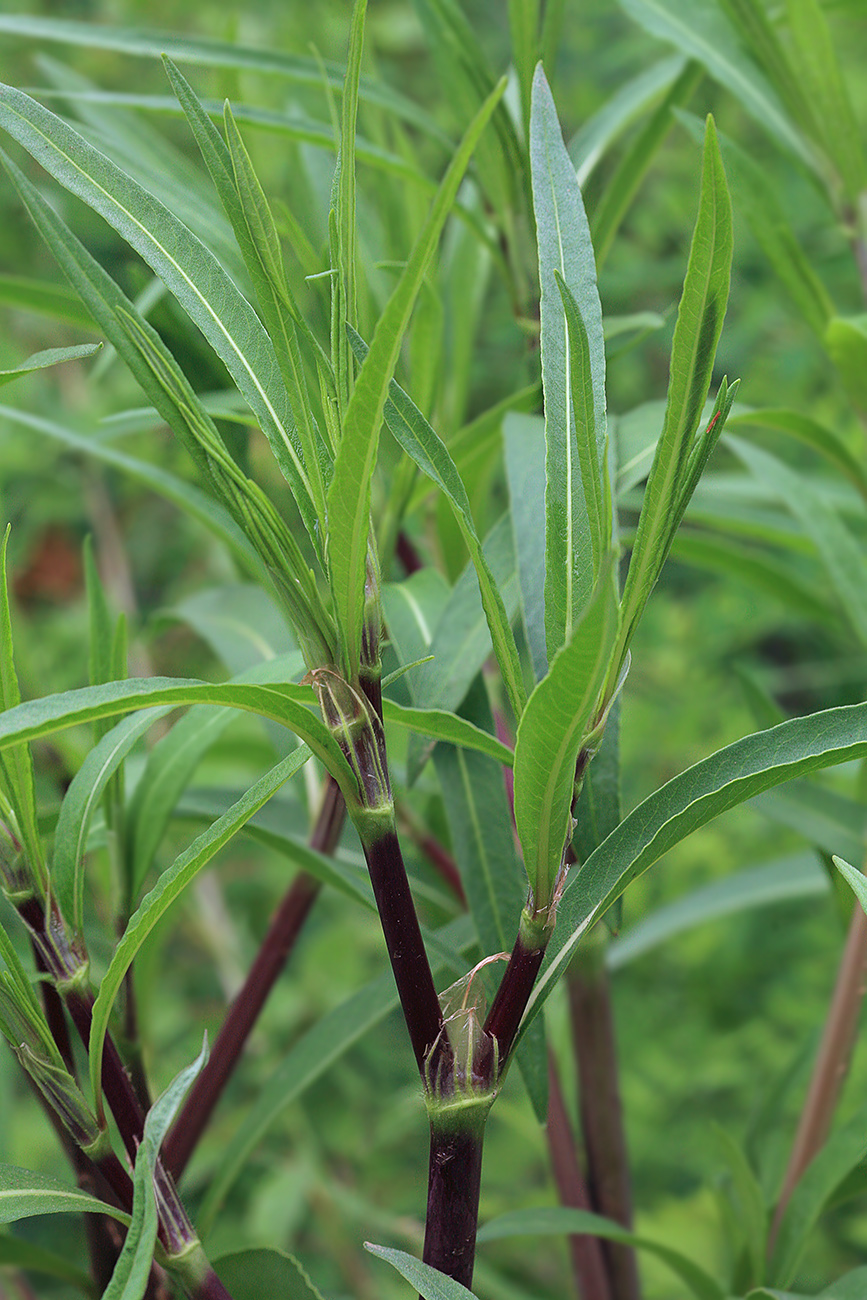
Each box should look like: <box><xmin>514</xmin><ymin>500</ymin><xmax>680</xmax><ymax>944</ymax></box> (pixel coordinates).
<box><xmin>0</xmin><ymin>14</ymin><xmax>449</xmax><ymax>146</ymax></box>
<box><xmin>103</xmin><ymin>1042</ymin><xmax>207</xmax><ymax>1300</ymax></box>
<box><xmin>0</xmin><ymin>272</ymin><xmax>96</xmax><ymax>328</ymax></box>
<box><xmin>53</xmin><ymin>708</ymin><xmax>173</xmax><ymax>931</ymax></box>
<box><xmin>530</xmin><ymin>64</ymin><xmax>606</xmax><ymax>656</ymax></box>
<box><xmin>327</xmin><ymin>75</ymin><xmax>506</xmax><ymax>679</ymax></box>
<box><xmin>215</xmin><ymin>1248</ymin><xmax>326</xmax><ymax>1300</ymax></box>
<box><xmin>591</xmin><ymin>60</ymin><xmax>703</xmax><ymax>268</ymax></box>
<box><xmin>756</xmin><ymin>782</ymin><xmax>866</xmax><ymax>867</ymax></box>
<box><xmin>619</xmin><ymin>0</ymin><xmax>814</xmax><ymax>169</ymax></box>
<box><xmin>0</xmin><ymin>88</ymin><xmax>321</xmax><ymax>543</ymax></box>
<box><xmin>383</xmin><ymin>699</ymin><xmax>513</xmax><ymax>767</ymax></box>
<box><xmin>617</xmin><ymin>116</ymin><xmax>733</xmax><ymax>667</ymax></box>
<box><xmin>88</xmin><ymin>749</ymin><xmax>311</xmax><ymax>1125</ymax></box>
<box><xmin>769</xmin><ymin>1097</ymin><xmax>867</xmax><ymax>1285</ymax></box>
<box><xmin>0</xmin><ymin>342</ymin><xmax>101</xmax><ymax>386</ymax></box>
<box><xmin>569</xmin><ymin>55</ymin><xmax>687</xmax><ymax>183</ymax></box>
<box><xmin>167</xmin><ymin>584</ymin><xmax>294</xmax><ymax>676</ymax></box>
<box><xmin>365</xmin><ymin>1243</ymin><xmax>480</xmax><ymax>1300</ymax></box>
<box><xmin>727</xmin><ymin>434</ymin><xmax>867</xmax><ymax>647</ymax></box>
<box><xmin>197</xmin><ymin>914</ymin><xmax>475</xmax><ymax>1230</ymax></box>
<box><xmin>0</xmin><ymin>1232</ymin><xmax>95</xmax><ymax>1295</ymax></box>
<box><xmin>608</xmin><ymin>854</ymin><xmax>827</xmax><ymax>970</ymax></box>
<box><xmin>503</xmin><ymin>413</ymin><xmax>548</xmax><ymax>680</ymax></box>
<box><xmin>476</xmin><ymin>1207</ymin><xmax>724</xmax><ymax>1300</ymax></box>
<box><xmin>514</xmin><ymin>568</ymin><xmax>620</xmax><ymax>909</ymax></box>
<box><xmin>0</xmin><ymin>674</ymin><xmax>354</xmax><ymax>796</ymax></box>
<box><xmin>712</xmin><ymin>1124</ymin><xmax>767</xmax><ymax>1283</ymax></box>
<box><xmin>522</xmin><ymin>702</ymin><xmax>867</xmax><ymax>1036</ymax></box>
<box><xmin>348</xmin><ymin>325</ymin><xmax>526</xmax><ymax>716</ymax></box>
<box><xmin>509</xmin><ymin>0</ymin><xmax>541</xmax><ymax>133</ymax></box>
<box><xmin>0</xmin><ymin>1165</ymin><xmax>128</xmax><ymax>1227</ymax></box>
<box><xmin>727</xmin><ymin>408</ymin><xmax>867</xmax><ymax>502</ymax></box>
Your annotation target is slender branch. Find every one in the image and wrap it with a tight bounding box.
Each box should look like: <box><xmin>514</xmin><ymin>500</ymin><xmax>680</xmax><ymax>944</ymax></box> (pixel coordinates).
<box><xmin>482</xmin><ymin>927</ymin><xmax>546</xmax><ymax>1070</ymax></box>
<box><xmin>770</xmin><ymin>899</ymin><xmax>867</xmax><ymax>1247</ymax></box>
<box><xmin>567</xmin><ymin>940</ymin><xmax>640</xmax><ymax>1300</ymax></box>
<box><xmin>546</xmin><ymin>1051</ymin><xmax>612</xmax><ymax>1300</ymax></box>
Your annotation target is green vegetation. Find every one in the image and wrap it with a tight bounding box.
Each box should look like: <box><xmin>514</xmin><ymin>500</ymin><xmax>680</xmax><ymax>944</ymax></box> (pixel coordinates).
<box><xmin>0</xmin><ymin>2</ymin><xmax>866</xmax><ymax>1297</ymax></box>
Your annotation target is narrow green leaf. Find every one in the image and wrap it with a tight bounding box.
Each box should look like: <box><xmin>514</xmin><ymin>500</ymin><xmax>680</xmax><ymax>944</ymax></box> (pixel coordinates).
<box><xmin>0</xmin><ymin>87</ymin><xmax>321</xmax><ymax>542</ymax></box>
<box><xmin>834</xmin><ymin>855</ymin><xmax>867</xmax><ymax>917</ymax></box>
<box><xmin>0</xmin><ymin>272</ymin><xmax>96</xmax><ymax>328</ymax></box>
<box><xmin>215</xmin><ymin>1248</ymin><xmax>327</xmax><ymax>1300</ymax></box>
<box><xmin>591</xmin><ymin>60</ymin><xmax>703</xmax><ymax>268</ymax></box>
<box><xmin>608</xmin><ymin>854</ymin><xmax>827</xmax><ymax>970</ymax></box>
<box><xmin>103</xmin><ymin>1043</ymin><xmax>207</xmax><ymax>1300</ymax></box>
<box><xmin>327</xmin><ymin>75</ymin><xmax>506</xmax><ymax>678</ymax></box>
<box><xmin>826</xmin><ymin>315</ymin><xmax>867</xmax><ymax>416</ymax></box>
<box><xmin>336</xmin><ymin>0</ymin><xmax>365</xmax><ymax>381</ymax></box>
<box><xmin>522</xmin><ymin>702</ymin><xmax>867</xmax><ymax>1036</ymax></box>
<box><xmin>618</xmin><ymin>116</ymin><xmax>732</xmax><ymax>666</ymax></box>
<box><xmin>477</xmin><ymin>1207</ymin><xmax>724</xmax><ymax>1300</ymax></box>
<box><xmin>348</xmin><ymin>325</ymin><xmax>526</xmax><ymax>716</ymax></box>
<box><xmin>569</xmin><ymin>55</ymin><xmax>687</xmax><ymax>183</ymax></box>
<box><xmin>365</xmin><ymin>1244</ymin><xmax>480</xmax><ymax>1300</ymax></box>
<box><xmin>514</xmin><ymin>568</ymin><xmax>620</xmax><ymax>909</ymax></box>
<box><xmin>727</xmin><ymin>435</ymin><xmax>867</xmax><ymax>647</ymax></box>
<box><xmin>0</xmin><ymin>675</ymin><xmax>355</xmax><ymax>797</ymax></box>
<box><xmin>770</xmin><ymin>1096</ymin><xmax>867</xmax><ymax>1285</ymax></box>
<box><xmin>166</xmin><ymin>584</ymin><xmax>294</xmax><ymax>676</ymax></box>
<box><xmin>509</xmin><ymin>0</ymin><xmax>541</xmax><ymax>132</ymax></box>
<box><xmin>88</xmin><ymin>751</ymin><xmax>310</xmax><ymax>1122</ymax></box>
<box><xmin>0</xmin><ymin>1165</ymin><xmax>128</xmax><ymax>1227</ymax></box>
<box><xmin>383</xmin><ymin>699</ymin><xmax>513</xmax><ymax>767</ymax></box>
<box><xmin>619</xmin><ymin>0</ymin><xmax>814</xmax><ymax>169</ymax></box>
<box><xmin>0</xmin><ymin>342</ymin><xmax>101</xmax><ymax>386</ymax></box>
<box><xmin>531</xmin><ymin>64</ymin><xmax>606</xmax><ymax>655</ymax></box>
<box><xmin>0</xmin><ymin>15</ymin><xmax>450</xmax><ymax>146</ymax></box>
<box><xmin>53</xmin><ymin>709</ymin><xmax>173</xmax><ymax>932</ymax></box>
<box><xmin>712</xmin><ymin>1124</ymin><xmax>767</xmax><ymax>1283</ymax></box>
<box><xmin>756</xmin><ymin>782</ymin><xmax>866</xmax><ymax>867</ymax></box>
<box><xmin>727</xmin><ymin>409</ymin><xmax>867</xmax><ymax>502</ymax></box>
<box><xmin>783</xmin><ymin>0</ymin><xmax>866</xmax><ymax>199</ymax></box>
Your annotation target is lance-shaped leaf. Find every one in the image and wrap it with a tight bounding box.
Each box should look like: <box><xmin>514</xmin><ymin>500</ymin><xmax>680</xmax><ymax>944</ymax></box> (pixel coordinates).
<box><xmin>88</xmin><ymin>749</ymin><xmax>309</xmax><ymax>1119</ymax></box>
<box><xmin>103</xmin><ymin>1043</ymin><xmax>207</xmax><ymax>1300</ymax></box>
<box><xmin>327</xmin><ymin>76</ymin><xmax>506</xmax><ymax>680</ymax></box>
<box><xmin>616</xmin><ymin>116</ymin><xmax>733</xmax><ymax>674</ymax></box>
<box><xmin>383</xmin><ymin>699</ymin><xmax>513</xmax><ymax>767</ymax></box>
<box><xmin>0</xmin><ymin>1165</ymin><xmax>129</xmax><ymax>1226</ymax></box>
<box><xmin>365</xmin><ymin>1244</ymin><xmax>480</xmax><ymax>1300</ymax></box>
<box><xmin>347</xmin><ymin>325</ymin><xmax>526</xmax><ymax>717</ymax></box>
<box><xmin>519</xmin><ymin>701</ymin><xmax>867</xmax><ymax>1039</ymax></box>
<box><xmin>531</xmin><ymin>65</ymin><xmax>607</xmax><ymax>657</ymax></box>
<box><xmin>0</xmin><ymin>86</ymin><xmax>321</xmax><ymax>544</ymax></box>
<box><xmin>0</xmin><ymin>342</ymin><xmax>101</xmax><ymax>386</ymax></box>
<box><xmin>513</xmin><ymin>567</ymin><xmax>620</xmax><ymax>911</ymax></box>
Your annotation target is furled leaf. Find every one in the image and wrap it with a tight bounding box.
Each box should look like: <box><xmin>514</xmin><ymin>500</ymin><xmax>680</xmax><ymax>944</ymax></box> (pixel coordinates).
<box><xmin>365</xmin><ymin>1244</ymin><xmax>480</xmax><ymax>1300</ymax></box>
<box><xmin>617</xmin><ymin>116</ymin><xmax>733</xmax><ymax>669</ymax></box>
<box><xmin>0</xmin><ymin>1165</ymin><xmax>128</xmax><ymax>1227</ymax></box>
<box><xmin>102</xmin><ymin>1042</ymin><xmax>207</xmax><ymax>1300</ymax></box>
<box><xmin>514</xmin><ymin>568</ymin><xmax>619</xmax><ymax>909</ymax></box>
<box><xmin>327</xmin><ymin>76</ymin><xmax>506</xmax><ymax>678</ymax></box>
<box><xmin>521</xmin><ymin>702</ymin><xmax>867</xmax><ymax>1035</ymax></box>
<box><xmin>0</xmin><ymin>342</ymin><xmax>101</xmax><ymax>386</ymax></box>
<box><xmin>530</xmin><ymin>64</ymin><xmax>606</xmax><ymax>656</ymax></box>
<box><xmin>88</xmin><ymin>749</ymin><xmax>311</xmax><ymax>1121</ymax></box>
<box><xmin>348</xmin><ymin>324</ymin><xmax>526</xmax><ymax>715</ymax></box>
<box><xmin>477</xmin><ymin>1207</ymin><xmax>724</xmax><ymax>1300</ymax></box>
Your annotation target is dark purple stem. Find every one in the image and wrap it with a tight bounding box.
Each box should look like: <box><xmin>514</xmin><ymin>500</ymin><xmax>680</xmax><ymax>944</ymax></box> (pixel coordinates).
<box><xmin>482</xmin><ymin>929</ymin><xmax>546</xmax><ymax>1072</ymax></box>
<box><xmin>422</xmin><ymin>1122</ymin><xmax>485</xmax><ymax>1290</ymax></box>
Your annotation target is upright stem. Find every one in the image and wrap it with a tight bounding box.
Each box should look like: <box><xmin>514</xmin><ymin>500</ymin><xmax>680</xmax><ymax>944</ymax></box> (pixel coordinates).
<box><xmin>568</xmin><ymin>937</ymin><xmax>640</xmax><ymax>1300</ymax></box>
<box><xmin>770</xmin><ymin>900</ymin><xmax>867</xmax><ymax>1247</ymax></box>
<box><xmin>546</xmin><ymin>1052</ymin><xmax>612</xmax><ymax>1300</ymax></box>
<box><xmin>164</xmin><ymin>777</ymin><xmax>346</xmax><ymax>1178</ymax></box>
<box><xmin>422</xmin><ymin>1119</ymin><xmax>486</xmax><ymax>1290</ymax></box>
